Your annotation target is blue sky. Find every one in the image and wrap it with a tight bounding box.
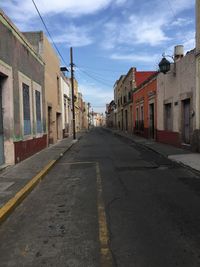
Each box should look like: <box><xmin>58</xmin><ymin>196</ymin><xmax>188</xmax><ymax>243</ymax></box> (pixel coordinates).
<box><xmin>0</xmin><ymin>0</ymin><xmax>195</xmax><ymax>113</ymax></box>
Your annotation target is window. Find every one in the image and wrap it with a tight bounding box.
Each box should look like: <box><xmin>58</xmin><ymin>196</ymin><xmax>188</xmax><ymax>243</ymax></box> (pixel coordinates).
<box><xmin>165</xmin><ymin>103</ymin><xmax>172</xmax><ymax>131</ymax></box>
<box><xmin>140</xmin><ymin>105</ymin><xmax>144</xmax><ymax>131</ymax></box>
<box><xmin>35</xmin><ymin>90</ymin><xmax>42</xmax><ymax>133</ymax></box>
<box><xmin>128</xmin><ymin>91</ymin><xmax>131</xmax><ymax>100</ymax></box>
<box><xmin>23</xmin><ymin>83</ymin><xmax>31</xmax><ymax>135</ymax></box>
<box><xmin>136</xmin><ymin>107</ymin><xmax>139</xmax><ymax>129</ymax></box>
<box><xmin>123</xmin><ymin>95</ymin><xmax>127</xmax><ymax>104</ymax></box>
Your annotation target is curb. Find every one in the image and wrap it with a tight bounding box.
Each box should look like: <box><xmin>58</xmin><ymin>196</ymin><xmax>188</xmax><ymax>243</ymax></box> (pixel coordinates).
<box><xmin>0</xmin><ymin>140</ymin><xmax>77</xmax><ymax>225</ymax></box>
<box><xmin>105</xmin><ymin>128</ymin><xmax>193</xmax><ymax>169</ymax></box>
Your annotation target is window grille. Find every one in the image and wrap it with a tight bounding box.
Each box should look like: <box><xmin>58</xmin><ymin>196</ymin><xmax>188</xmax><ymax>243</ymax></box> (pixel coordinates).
<box><xmin>35</xmin><ymin>90</ymin><xmax>42</xmax><ymax>133</ymax></box>
<box><xmin>23</xmin><ymin>83</ymin><xmax>31</xmax><ymax>135</ymax></box>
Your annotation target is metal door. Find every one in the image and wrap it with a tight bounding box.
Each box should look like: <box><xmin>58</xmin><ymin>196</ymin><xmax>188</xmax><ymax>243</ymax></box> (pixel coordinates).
<box><xmin>183</xmin><ymin>99</ymin><xmax>190</xmax><ymax>144</ymax></box>
<box><xmin>149</xmin><ymin>103</ymin><xmax>155</xmax><ymax>139</ymax></box>
<box><xmin>0</xmin><ymin>83</ymin><xmax>4</xmax><ymax>165</ymax></box>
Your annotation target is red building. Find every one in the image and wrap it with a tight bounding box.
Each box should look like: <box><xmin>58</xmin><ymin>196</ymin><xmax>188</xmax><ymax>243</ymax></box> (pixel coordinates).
<box><xmin>133</xmin><ymin>72</ymin><xmax>158</xmax><ymax>139</ymax></box>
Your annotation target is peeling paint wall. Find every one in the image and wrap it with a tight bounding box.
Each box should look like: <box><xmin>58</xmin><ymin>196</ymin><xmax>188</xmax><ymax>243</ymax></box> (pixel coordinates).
<box><xmin>0</xmin><ymin>11</ymin><xmax>46</xmax><ymax>164</ymax></box>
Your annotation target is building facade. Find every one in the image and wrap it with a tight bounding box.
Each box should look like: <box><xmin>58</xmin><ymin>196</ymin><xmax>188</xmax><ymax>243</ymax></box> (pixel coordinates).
<box><xmin>23</xmin><ymin>31</ymin><xmax>62</xmax><ymax>145</ymax></box>
<box><xmin>193</xmin><ymin>0</ymin><xmax>200</xmax><ymax>151</ymax></box>
<box><xmin>133</xmin><ymin>73</ymin><xmax>158</xmax><ymax>139</ymax></box>
<box><xmin>157</xmin><ymin>47</ymin><xmax>196</xmax><ymax>147</ymax></box>
<box><xmin>60</xmin><ymin>73</ymin><xmax>71</xmax><ymax>138</ymax></box>
<box><xmin>0</xmin><ymin>11</ymin><xmax>46</xmax><ymax>165</ymax></box>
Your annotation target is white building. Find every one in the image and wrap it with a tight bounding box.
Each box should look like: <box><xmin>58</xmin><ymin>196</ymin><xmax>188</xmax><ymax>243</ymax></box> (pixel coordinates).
<box><xmin>157</xmin><ymin>46</ymin><xmax>196</xmax><ymax>148</ymax></box>
<box><xmin>60</xmin><ymin>72</ymin><xmax>72</xmax><ymax>138</ymax></box>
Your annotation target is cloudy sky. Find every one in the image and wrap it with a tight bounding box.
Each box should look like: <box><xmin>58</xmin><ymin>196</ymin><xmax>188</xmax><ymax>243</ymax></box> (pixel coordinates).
<box><xmin>0</xmin><ymin>0</ymin><xmax>195</xmax><ymax>113</ymax></box>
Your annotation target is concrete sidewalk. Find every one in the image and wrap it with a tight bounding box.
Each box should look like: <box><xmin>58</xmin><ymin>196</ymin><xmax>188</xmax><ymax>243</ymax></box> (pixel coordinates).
<box><xmin>105</xmin><ymin>128</ymin><xmax>200</xmax><ymax>173</ymax></box>
<box><xmin>0</xmin><ymin>133</ymin><xmax>83</xmax><ymax>223</ymax></box>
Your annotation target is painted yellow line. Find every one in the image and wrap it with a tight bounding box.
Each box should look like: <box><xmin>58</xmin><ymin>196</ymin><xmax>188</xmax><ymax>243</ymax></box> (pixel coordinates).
<box><xmin>0</xmin><ymin>160</ymin><xmax>56</xmax><ymax>224</ymax></box>
<box><xmin>57</xmin><ymin>161</ymin><xmax>95</xmax><ymax>165</ymax></box>
<box><xmin>96</xmin><ymin>162</ymin><xmax>113</xmax><ymax>267</ymax></box>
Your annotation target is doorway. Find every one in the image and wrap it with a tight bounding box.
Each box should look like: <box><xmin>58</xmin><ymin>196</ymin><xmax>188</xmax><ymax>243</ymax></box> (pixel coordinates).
<box><xmin>182</xmin><ymin>99</ymin><xmax>190</xmax><ymax>144</ymax></box>
<box><xmin>149</xmin><ymin>103</ymin><xmax>155</xmax><ymax>139</ymax></box>
<box><xmin>125</xmin><ymin>110</ymin><xmax>128</xmax><ymax>131</ymax></box>
<box><xmin>48</xmin><ymin>106</ymin><xmax>53</xmax><ymax>145</ymax></box>
<box><xmin>0</xmin><ymin>78</ymin><xmax>4</xmax><ymax>165</ymax></box>
<box><xmin>56</xmin><ymin>112</ymin><xmax>61</xmax><ymax>140</ymax></box>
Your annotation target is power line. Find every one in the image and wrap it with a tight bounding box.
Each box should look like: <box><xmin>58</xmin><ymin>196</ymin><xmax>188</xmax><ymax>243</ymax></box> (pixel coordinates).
<box><xmin>75</xmin><ymin>67</ymin><xmax>113</xmax><ymax>87</ymax></box>
<box><xmin>31</xmin><ymin>0</ymin><xmax>68</xmax><ymax>67</ymax></box>
<box><xmin>76</xmin><ymin>64</ymin><xmax>124</xmax><ymax>73</ymax></box>
<box><xmin>166</xmin><ymin>0</ymin><xmax>176</xmax><ymax>18</ymax></box>
<box><xmin>77</xmin><ymin>66</ymin><xmax>115</xmax><ymax>83</ymax></box>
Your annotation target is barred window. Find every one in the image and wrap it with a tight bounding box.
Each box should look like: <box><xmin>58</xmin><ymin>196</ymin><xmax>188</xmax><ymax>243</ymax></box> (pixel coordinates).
<box><xmin>23</xmin><ymin>83</ymin><xmax>31</xmax><ymax>135</ymax></box>
<box><xmin>35</xmin><ymin>90</ymin><xmax>42</xmax><ymax>133</ymax></box>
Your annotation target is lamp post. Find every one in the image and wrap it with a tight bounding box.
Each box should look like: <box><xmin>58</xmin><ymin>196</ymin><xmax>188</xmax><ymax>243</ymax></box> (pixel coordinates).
<box><xmin>158</xmin><ymin>56</ymin><xmax>171</xmax><ymax>74</ymax></box>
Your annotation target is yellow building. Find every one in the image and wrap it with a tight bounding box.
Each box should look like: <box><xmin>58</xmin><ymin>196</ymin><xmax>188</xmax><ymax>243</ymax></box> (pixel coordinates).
<box><xmin>23</xmin><ymin>32</ymin><xmax>62</xmax><ymax>145</ymax></box>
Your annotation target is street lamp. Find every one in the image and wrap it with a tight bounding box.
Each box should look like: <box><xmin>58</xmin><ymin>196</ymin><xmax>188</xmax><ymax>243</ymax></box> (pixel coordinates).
<box><xmin>158</xmin><ymin>57</ymin><xmax>171</xmax><ymax>74</ymax></box>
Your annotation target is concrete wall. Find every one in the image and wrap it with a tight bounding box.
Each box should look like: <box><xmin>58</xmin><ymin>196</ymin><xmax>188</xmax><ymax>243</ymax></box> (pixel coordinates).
<box><xmin>157</xmin><ymin>49</ymin><xmax>196</xmax><ymax>146</ymax></box>
<box><xmin>0</xmin><ymin>11</ymin><xmax>46</xmax><ymax>164</ymax></box>
<box><xmin>196</xmin><ymin>0</ymin><xmax>200</xmax><ymax>53</ymax></box>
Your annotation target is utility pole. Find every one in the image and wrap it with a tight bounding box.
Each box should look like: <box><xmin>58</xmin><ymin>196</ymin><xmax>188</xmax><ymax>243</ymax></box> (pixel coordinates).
<box><xmin>70</xmin><ymin>47</ymin><xmax>76</xmax><ymax>140</ymax></box>
<box><xmin>87</xmin><ymin>102</ymin><xmax>90</xmax><ymax>130</ymax></box>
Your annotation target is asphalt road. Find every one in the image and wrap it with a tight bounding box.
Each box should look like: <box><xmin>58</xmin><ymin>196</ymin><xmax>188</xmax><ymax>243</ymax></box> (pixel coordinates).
<box><xmin>1</xmin><ymin>128</ymin><xmax>200</xmax><ymax>267</ymax></box>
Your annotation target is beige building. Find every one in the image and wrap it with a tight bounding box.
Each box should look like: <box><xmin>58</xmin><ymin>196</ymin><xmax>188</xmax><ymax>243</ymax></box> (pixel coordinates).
<box><xmin>157</xmin><ymin>0</ymin><xmax>200</xmax><ymax>151</ymax></box>
<box><xmin>157</xmin><ymin>46</ymin><xmax>196</xmax><ymax>148</ymax></box>
<box><xmin>78</xmin><ymin>92</ymin><xmax>83</xmax><ymax>131</ymax></box>
<box><xmin>120</xmin><ymin>68</ymin><xmax>135</xmax><ymax>133</ymax></box>
<box><xmin>23</xmin><ymin>32</ymin><xmax>63</xmax><ymax>145</ymax></box>
<box><xmin>82</xmin><ymin>102</ymin><xmax>89</xmax><ymax>130</ymax></box>
<box><xmin>0</xmin><ymin>11</ymin><xmax>46</xmax><ymax>165</ymax></box>
<box><xmin>115</xmin><ymin>75</ymin><xmax>126</xmax><ymax>130</ymax></box>
<box><xmin>115</xmin><ymin>69</ymin><xmax>135</xmax><ymax>133</ymax></box>
<box><xmin>195</xmin><ymin>0</ymin><xmax>200</xmax><ymax>150</ymax></box>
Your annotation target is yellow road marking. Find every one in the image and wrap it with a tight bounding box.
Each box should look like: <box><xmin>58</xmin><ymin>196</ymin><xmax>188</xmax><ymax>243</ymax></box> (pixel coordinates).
<box><xmin>57</xmin><ymin>161</ymin><xmax>95</xmax><ymax>165</ymax></box>
<box><xmin>0</xmin><ymin>159</ymin><xmax>113</xmax><ymax>266</ymax></box>
<box><xmin>0</xmin><ymin>160</ymin><xmax>56</xmax><ymax>223</ymax></box>
<box><xmin>59</xmin><ymin>160</ymin><xmax>113</xmax><ymax>266</ymax></box>
<box><xmin>96</xmin><ymin>162</ymin><xmax>113</xmax><ymax>267</ymax></box>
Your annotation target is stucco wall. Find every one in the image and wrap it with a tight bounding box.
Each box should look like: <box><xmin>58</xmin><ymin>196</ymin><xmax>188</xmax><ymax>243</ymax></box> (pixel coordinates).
<box><xmin>0</xmin><ymin>14</ymin><xmax>45</xmax><ymax>140</ymax></box>
<box><xmin>133</xmin><ymin>77</ymin><xmax>157</xmax><ymax>137</ymax></box>
<box><xmin>0</xmin><ymin>11</ymin><xmax>46</xmax><ymax>164</ymax></box>
<box><xmin>157</xmin><ymin>50</ymin><xmax>196</xmax><ymax>134</ymax></box>
<box><xmin>23</xmin><ymin>32</ymin><xmax>62</xmax><ymax>144</ymax></box>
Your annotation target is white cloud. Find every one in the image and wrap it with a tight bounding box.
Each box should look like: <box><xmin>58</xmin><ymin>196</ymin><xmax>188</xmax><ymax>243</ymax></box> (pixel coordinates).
<box><xmin>170</xmin><ymin>17</ymin><xmax>193</xmax><ymax>27</ymax></box>
<box><xmin>53</xmin><ymin>25</ymin><xmax>93</xmax><ymax>47</ymax></box>
<box><xmin>110</xmin><ymin>53</ymin><xmax>160</xmax><ymax>63</ymax></box>
<box><xmin>0</xmin><ymin>0</ymin><xmax>122</xmax><ymax>20</ymax></box>
<box><xmin>101</xmin><ymin>0</ymin><xmax>195</xmax><ymax>49</ymax></box>
<box><xmin>79</xmin><ymin>83</ymin><xmax>113</xmax><ymax>113</ymax></box>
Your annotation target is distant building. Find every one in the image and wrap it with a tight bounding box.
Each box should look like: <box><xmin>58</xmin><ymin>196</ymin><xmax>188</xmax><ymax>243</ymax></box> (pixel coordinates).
<box><xmin>115</xmin><ymin>68</ymin><xmax>155</xmax><ymax>133</ymax></box>
<box><xmin>0</xmin><ymin>10</ymin><xmax>46</xmax><ymax>165</ymax></box>
<box><xmin>82</xmin><ymin>102</ymin><xmax>89</xmax><ymax>130</ymax></box>
<box><xmin>60</xmin><ymin>72</ymin><xmax>71</xmax><ymax>138</ymax></box>
<box><xmin>106</xmin><ymin>100</ymin><xmax>116</xmax><ymax>128</ymax></box>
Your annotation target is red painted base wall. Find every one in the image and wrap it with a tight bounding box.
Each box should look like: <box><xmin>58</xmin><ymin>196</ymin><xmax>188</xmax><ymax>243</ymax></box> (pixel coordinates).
<box><xmin>156</xmin><ymin>130</ymin><xmax>181</xmax><ymax>147</ymax></box>
<box><xmin>14</xmin><ymin>135</ymin><xmax>47</xmax><ymax>163</ymax></box>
